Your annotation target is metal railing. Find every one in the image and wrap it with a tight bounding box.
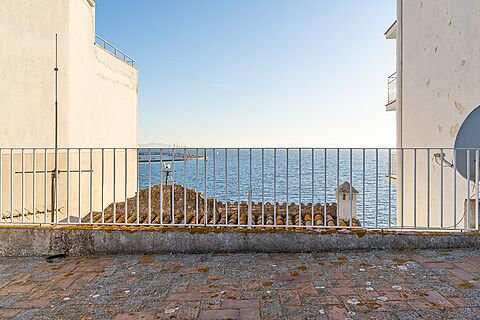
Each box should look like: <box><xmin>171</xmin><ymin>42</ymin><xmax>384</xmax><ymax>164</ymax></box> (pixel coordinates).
<box><xmin>94</xmin><ymin>35</ymin><xmax>135</xmax><ymax>67</ymax></box>
<box><xmin>387</xmin><ymin>72</ymin><xmax>397</xmax><ymax>105</ymax></box>
<box><xmin>0</xmin><ymin>147</ymin><xmax>478</xmax><ymax>232</ymax></box>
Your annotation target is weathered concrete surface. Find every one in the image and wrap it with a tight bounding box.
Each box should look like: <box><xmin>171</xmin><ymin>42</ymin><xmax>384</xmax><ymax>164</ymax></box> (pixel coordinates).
<box><xmin>1</xmin><ymin>226</ymin><xmax>480</xmax><ymax>257</ymax></box>
<box><xmin>2</xmin><ymin>250</ymin><xmax>480</xmax><ymax>319</ymax></box>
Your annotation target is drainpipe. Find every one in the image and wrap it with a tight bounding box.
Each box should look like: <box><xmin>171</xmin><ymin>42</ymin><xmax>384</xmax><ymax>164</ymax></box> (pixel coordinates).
<box><xmin>396</xmin><ymin>0</ymin><xmax>404</xmax><ymax>225</ymax></box>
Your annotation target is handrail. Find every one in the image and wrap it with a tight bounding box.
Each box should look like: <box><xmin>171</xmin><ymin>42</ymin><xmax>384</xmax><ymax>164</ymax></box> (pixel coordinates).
<box><xmin>94</xmin><ymin>35</ymin><xmax>135</xmax><ymax>67</ymax></box>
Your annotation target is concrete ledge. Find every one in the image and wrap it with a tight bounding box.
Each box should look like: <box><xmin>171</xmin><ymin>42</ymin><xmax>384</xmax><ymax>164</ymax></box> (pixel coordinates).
<box><xmin>1</xmin><ymin>226</ymin><xmax>480</xmax><ymax>257</ymax></box>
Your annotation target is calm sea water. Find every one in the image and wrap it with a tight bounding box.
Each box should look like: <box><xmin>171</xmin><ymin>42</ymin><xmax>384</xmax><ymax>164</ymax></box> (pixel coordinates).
<box><xmin>138</xmin><ymin>149</ymin><xmax>397</xmax><ymax>227</ymax></box>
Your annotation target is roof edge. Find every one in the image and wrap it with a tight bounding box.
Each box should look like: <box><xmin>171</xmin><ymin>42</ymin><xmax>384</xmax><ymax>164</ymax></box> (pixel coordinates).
<box><xmin>86</xmin><ymin>0</ymin><xmax>96</xmax><ymax>7</ymax></box>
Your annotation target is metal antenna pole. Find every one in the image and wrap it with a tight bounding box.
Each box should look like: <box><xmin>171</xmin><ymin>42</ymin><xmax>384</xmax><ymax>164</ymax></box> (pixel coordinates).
<box><xmin>51</xmin><ymin>34</ymin><xmax>59</xmax><ymax>223</ymax></box>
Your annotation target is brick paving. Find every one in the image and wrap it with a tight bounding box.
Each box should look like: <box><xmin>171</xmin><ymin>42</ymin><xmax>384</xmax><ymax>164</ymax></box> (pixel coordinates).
<box><xmin>1</xmin><ymin>250</ymin><xmax>480</xmax><ymax>319</ymax></box>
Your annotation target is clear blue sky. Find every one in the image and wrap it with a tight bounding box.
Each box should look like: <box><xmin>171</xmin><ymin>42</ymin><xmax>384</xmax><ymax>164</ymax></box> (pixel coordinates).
<box><xmin>96</xmin><ymin>0</ymin><xmax>397</xmax><ymax>147</ymax></box>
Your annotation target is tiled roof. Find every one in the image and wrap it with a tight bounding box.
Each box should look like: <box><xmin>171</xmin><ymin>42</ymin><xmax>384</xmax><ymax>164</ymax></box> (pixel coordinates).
<box><xmin>335</xmin><ymin>181</ymin><xmax>359</xmax><ymax>194</ymax></box>
<box><xmin>86</xmin><ymin>184</ymin><xmax>361</xmax><ymax>228</ymax></box>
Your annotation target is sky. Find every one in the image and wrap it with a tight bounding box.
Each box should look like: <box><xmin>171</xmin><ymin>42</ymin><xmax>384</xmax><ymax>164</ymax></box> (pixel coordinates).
<box><xmin>95</xmin><ymin>0</ymin><xmax>397</xmax><ymax>148</ymax></box>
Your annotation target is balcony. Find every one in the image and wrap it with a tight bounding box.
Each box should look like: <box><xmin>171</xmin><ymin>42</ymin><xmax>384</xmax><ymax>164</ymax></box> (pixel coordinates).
<box><xmin>386</xmin><ymin>72</ymin><xmax>397</xmax><ymax>111</ymax></box>
<box><xmin>94</xmin><ymin>35</ymin><xmax>135</xmax><ymax>67</ymax></box>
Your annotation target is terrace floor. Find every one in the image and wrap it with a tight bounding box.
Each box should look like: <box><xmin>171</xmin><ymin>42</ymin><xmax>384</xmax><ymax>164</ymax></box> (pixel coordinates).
<box><xmin>1</xmin><ymin>250</ymin><xmax>480</xmax><ymax>320</ymax></box>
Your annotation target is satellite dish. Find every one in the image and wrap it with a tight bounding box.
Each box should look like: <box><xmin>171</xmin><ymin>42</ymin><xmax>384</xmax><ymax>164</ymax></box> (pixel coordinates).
<box><xmin>454</xmin><ymin>105</ymin><xmax>480</xmax><ymax>181</ymax></box>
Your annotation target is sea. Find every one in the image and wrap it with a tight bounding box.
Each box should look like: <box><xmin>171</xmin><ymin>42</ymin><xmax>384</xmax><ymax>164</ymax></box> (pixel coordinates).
<box><xmin>137</xmin><ymin>149</ymin><xmax>398</xmax><ymax>228</ymax></box>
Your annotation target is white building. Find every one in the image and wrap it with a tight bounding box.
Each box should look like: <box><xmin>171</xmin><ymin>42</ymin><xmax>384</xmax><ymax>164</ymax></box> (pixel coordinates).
<box><xmin>386</xmin><ymin>0</ymin><xmax>480</xmax><ymax>229</ymax></box>
<box><xmin>0</xmin><ymin>0</ymin><xmax>138</xmax><ymax>222</ymax></box>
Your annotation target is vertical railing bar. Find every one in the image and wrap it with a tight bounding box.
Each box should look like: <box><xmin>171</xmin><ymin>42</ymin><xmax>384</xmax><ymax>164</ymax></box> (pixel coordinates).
<box><xmin>324</xmin><ymin>149</ymin><xmax>327</xmax><ymax>228</ymax></box>
<box><xmin>171</xmin><ymin>148</ymin><xmax>175</xmax><ymax>225</ymax></box>
<box><xmin>213</xmin><ymin>148</ymin><xmax>216</xmax><ymax>225</ymax></box>
<box><xmin>204</xmin><ymin>149</ymin><xmax>207</xmax><ymax>226</ymax></box>
<box><xmin>183</xmin><ymin>148</ymin><xmax>187</xmax><ymax>225</ymax></box>
<box><xmin>113</xmin><ymin>149</ymin><xmax>116</xmax><ymax>223</ymax></box>
<box><xmin>101</xmin><ymin>149</ymin><xmax>104</xmax><ymax>224</ymax></box>
<box><xmin>401</xmin><ymin>148</ymin><xmax>404</xmax><ymax>228</ymax></box>
<box><xmin>237</xmin><ymin>148</ymin><xmax>240</xmax><ymax>226</ymax></box>
<box><xmin>160</xmin><ymin>149</ymin><xmax>163</xmax><ymax>225</ymax></box>
<box><xmin>311</xmin><ymin>148</ymin><xmax>314</xmax><ymax>227</ymax></box>
<box><xmin>0</xmin><ymin>149</ymin><xmax>2</xmax><ymax>223</ymax></box>
<box><xmin>440</xmin><ymin>148</ymin><xmax>444</xmax><ymax>229</ymax></box>
<box><xmin>78</xmin><ymin>149</ymin><xmax>81</xmax><ymax>223</ymax></box>
<box><xmin>362</xmin><ymin>149</ymin><xmax>365</xmax><ymax>228</ymax></box>
<box><xmin>148</xmin><ymin>148</ymin><xmax>152</xmax><ymax>225</ymax></box>
<box><xmin>273</xmin><ymin>148</ymin><xmax>277</xmax><ymax>226</ymax></box>
<box><xmin>44</xmin><ymin>149</ymin><xmax>48</xmax><ymax>224</ymax></box>
<box><xmin>427</xmin><ymin>148</ymin><xmax>430</xmax><ymax>228</ymax></box>
<box><xmin>261</xmin><ymin>148</ymin><xmax>265</xmax><ymax>226</ymax></box>
<box><xmin>375</xmin><ymin>148</ymin><xmax>378</xmax><ymax>229</ymax></box>
<box><xmin>299</xmin><ymin>148</ymin><xmax>302</xmax><ymax>226</ymax></box>
<box><xmin>336</xmin><ymin>148</ymin><xmax>339</xmax><ymax>227</ymax></box>
<box><xmin>476</xmin><ymin>148</ymin><xmax>479</xmax><ymax>231</ymax></box>
<box><xmin>195</xmin><ymin>148</ymin><xmax>199</xmax><ymax>225</ymax></box>
<box><xmin>33</xmin><ymin>149</ymin><xmax>36</xmax><ymax>224</ymax></box>
<box><xmin>21</xmin><ymin>149</ymin><xmax>24</xmax><ymax>224</ymax></box>
<box><xmin>349</xmin><ymin>148</ymin><xmax>353</xmax><ymax>228</ymax></box>
<box><xmin>124</xmin><ymin>149</ymin><xmax>128</xmax><ymax>225</ymax></box>
<box><xmin>225</xmin><ymin>148</ymin><xmax>228</xmax><ymax>226</ymax></box>
<box><xmin>55</xmin><ymin>148</ymin><xmax>59</xmax><ymax>224</ymax></box>
<box><xmin>414</xmin><ymin>149</ymin><xmax>417</xmax><ymax>229</ymax></box>
<box><xmin>453</xmin><ymin>149</ymin><xmax>456</xmax><ymax>229</ymax></box>
<box><xmin>89</xmin><ymin>148</ymin><xmax>93</xmax><ymax>224</ymax></box>
<box><xmin>467</xmin><ymin>149</ymin><xmax>471</xmax><ymax>231</ymax></box>
<box><xmin>249</xmin><ymin>148</ymin><xmax>252</xmax><ymax>227</ymax></box>
<box><xmin>10</xmin><ymin>149</ymin><xmax>13</xmax><ymax>223</ymax></box>
<box><xmin>388</xmin><ymin>148</ymin><xmax>391</xmax><ymax>228</ymax></box>
<box><xmin>286</xmin><ymin>148</ymin><xmax>289</xmax><ymax>227</ymax></box>
<box><xmin>136</xmin><ymin>149</ymin><xmax>140</xmax><ymax>224</ymax></box>
<box><xmin>65</xmin><ymin>149</ymin><xmax>69</xmax><ymax>224</ymax></box>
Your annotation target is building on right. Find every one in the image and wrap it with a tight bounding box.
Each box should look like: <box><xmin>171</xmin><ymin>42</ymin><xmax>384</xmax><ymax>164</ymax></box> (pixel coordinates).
<box><xmin>386</xmin><ymin>0</ymin><xmax>480</xmax><ymax>229</ymax></box>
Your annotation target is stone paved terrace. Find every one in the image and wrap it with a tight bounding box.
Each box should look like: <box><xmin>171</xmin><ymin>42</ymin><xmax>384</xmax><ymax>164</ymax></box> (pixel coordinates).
<box><xmin>1</xmin><ymin>250</ymin><xmax>480</xmax><ymax>319</ymax></box>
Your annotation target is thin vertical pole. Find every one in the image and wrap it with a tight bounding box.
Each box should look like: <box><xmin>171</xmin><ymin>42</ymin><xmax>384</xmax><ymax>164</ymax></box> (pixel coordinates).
<box><xmin>160</xmin><ymin>149</ymin><xmax>163</xmax><ymax>224</ymax></box>
<box><xmin>78</xmin><ymin>149</ymin><xmax>81</xmax><ymax>223</ymax></box>
<box><xmin>453</xmin><ymin>150</ymin><xmax>457</xmax><ymax>229</ymax></box>
<box><xmin>89</xmin><ymin>149</ymin><xmax>93</xmax><ymax>223</ymax></box>
<box><xmin>286</xmin><ymin>149</ymin><xmax>289</xmax><ymax>227</ymax></box>
<box><xmin>388</xmin><ymin>149</ymin><xmax>391</xmax><ymax>228</ymax></box>
<box><xmin>183</xmin><ymin>148</ymin><xmax>187</xmax><ymax>225</ymax></box>
<box><xmin>349</xmin><ymin>148</ymin><xmax>353</xmax><ymax>227</ymax></box>
<box><xmin>171</xmin><ymin>148</ymin><xmax>175</xmax><ymax>224</ymax></box>
<box><xmin>362</xmin><ymin>149</ymin><xmax>365</xmax><ymax>228</ymax></box>
<box><xmin>10</xmin><ymin>149</ymin><xmax>13</xmax><ymax>223</ymax></box>
<box><xmin>476</xmin><ymin>149</ymin><xmax>479</xmax><ymax>230</ymax></box>
<box><xmin>249</xmin><ymin>148</ymin><xmax>252</xmax><ymax>227</ymax></box>
<box><xmin>33</xmin><ymin>149</ymin><xmax>36</xmax><ymax>223</ymax></box>
<box><xmin>0</xmin><ymin>149</ymin><xmax>2</xmax><ymax>223</ymax></box>
<box><xmin>204</xmin><ymin>149</ymin><xmax>207</xmax><ymax>225</ymax></box>
<box><xmin>21</xmin><ymin>149</ymin><xmax>24</xmax><ymax>224</ymax></box>
<box><xmin>467</xmin><ymin>149</ymin><xmax>471</xmax><ymax>230</ymax></box>
<box><xmin>299</xmin><ymin>148</ymin><xmax>302</xmax><ymax>226</ymax></box>
<box><xmin>273</xmin><ymin>148</ymin><xmax>277</xmax><ymax>226</ymax></box>
<box><xmin>427</xmin><ymin>149</ymin><xmax>430</xmax><ymax>228</ymax></box>
<box><xmin>65</xmin><ymin>149</ymin><xmax>69</xmax><ymax>223</ymax></box>
<box><xmin>413</xmin><ymin>149</ymin><xmax>417</xmax><ymax>228</ymax></box>
<box><xmin>148</xmin><ymin>149</ymin><xmax>152</xmax><ymax>225</ymax></box>
<box><xmin>113</xmin><ymin>149</ymin><xmax>116</xmax><ymax>223</ymax></box>
<box><xmin>375</xmin><ymin>149</ymin><xmax>378</xmax><ymax>228</ymax></box>
<box><xmin>324</xmin><ymin>149</ymin><xmax>327</xmax><ymax>228</ymax></box>
<box><xmin>401</xmin><ymin>149</ymin><xmax>404</xmax><ymax>228</ymax></box>
<box><xmin>124</xmin><ymin>149</ymin><xmax>128</xmax><ymax>225</ymax></box>
<box><xmin>195</xmin><ymin>148</ymin><xmax>199</xmax><ymax>225</ymax></box>
<box><xmin>261</xmin><ymin>148</ymin><xmax>265</xmax><ymax>226</ymax></box>
<box><xmin>225</xmin><ymin>149</ymin><xmax>228</xmax><ymax>225</ymax></box>
<box><xmin>136</xmin><ymin>149</ymin><xmax>140</xmax><ymax>224</ymax></box>
<box><xmin>336</xmin><ymin>149</ymin><xmax>339</xmax><ymax>227</ymax></box>
<box><xmin>311</xmin><ymin>148</ymin><xmax>314</xmax><ymax>227</ymax></box>
<box><xmin>440</xmin><ymin>148</ymin><xmax>444</xmax><ymax>228</ymax></box>
<box><xmin>237</xmin><ymin>148</ymin><xmax>240</xmax><ymax>225</ymax></box>
<box><xmin>53</xmin><ymin>34</ymin><xmax>59</xmax><ymax>224</ymax></box>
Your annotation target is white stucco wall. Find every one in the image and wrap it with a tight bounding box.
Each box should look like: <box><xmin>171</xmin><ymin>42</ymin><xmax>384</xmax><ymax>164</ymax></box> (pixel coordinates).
<box><xmin>0</xmin><ymin>0</ymin><xmax>138</xmax><ymax>221</ymax></box>
<box><xmin>397</xmin><ymin>0</ymin><xmax>480</xmax><ymax>228</ymax></box>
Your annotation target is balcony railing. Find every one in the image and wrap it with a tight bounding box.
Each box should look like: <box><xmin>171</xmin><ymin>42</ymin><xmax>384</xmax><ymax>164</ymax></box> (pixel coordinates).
<box><xmin>0</xmin><ymin>147</ymin><xmax>479</xmax><ymax>232</ymax></box>
<box><xmin>387</xmin><ymin>72</ymin><xmax>397</xmax><ymax>105</ymax></box>
<box><xmin>95</xmin><ymin>35</ymin><xmax>135</xmax><ymax>67</ymax></box>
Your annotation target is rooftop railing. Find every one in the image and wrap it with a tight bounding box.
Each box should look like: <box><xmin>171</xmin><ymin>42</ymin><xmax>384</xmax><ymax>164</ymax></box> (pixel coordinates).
<box><xmin>0</xmin><ymin>147</ymin><xmax>478</xmax><ymax>232</ymax></box>
<box><xmin>387</xmin><ymin>72</ymin><xmax>397</xmax><ymax>105</ymax></box>
<box><xmin>95</xmin><ymin>35</ymin><xmax>135</xmax><ymax>67</ymax></box>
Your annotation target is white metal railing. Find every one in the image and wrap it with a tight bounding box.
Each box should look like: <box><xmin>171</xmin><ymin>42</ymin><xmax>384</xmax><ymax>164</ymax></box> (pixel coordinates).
<box><xmin>0</xmin><ymin>147</ymin><xmax>478</xmax><ymax>232</ymax></box>
<box><xmin>95</xmin><ymin>35</ymin><xmax>135</xmax><ymax>67</ymax></box>
<box><xmin>387</xmin><ymin>72</ymin><xmax>397</xmax><ymax>105</ymax></box>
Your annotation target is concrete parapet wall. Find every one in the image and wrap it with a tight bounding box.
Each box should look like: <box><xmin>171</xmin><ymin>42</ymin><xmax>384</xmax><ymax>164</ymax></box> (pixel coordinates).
<box><xmin>1</xmin><ymin>226</ymin><xmax>480</xmax><ymax>257</ymax></box>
